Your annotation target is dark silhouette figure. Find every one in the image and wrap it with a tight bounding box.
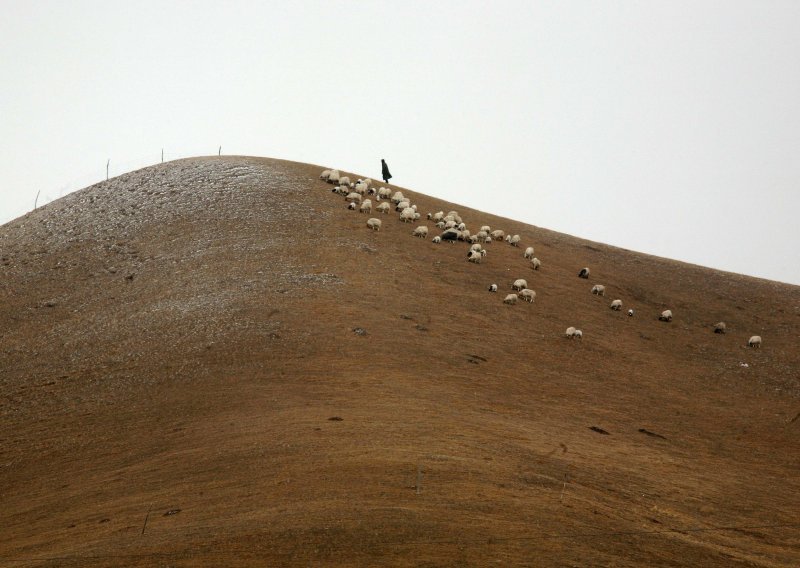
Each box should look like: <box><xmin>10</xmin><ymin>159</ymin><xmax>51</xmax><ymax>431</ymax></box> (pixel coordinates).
<box><xmin>381</xmin><ymin>159</ymin><xmax>392</xmax><ymax>184</ymax></box>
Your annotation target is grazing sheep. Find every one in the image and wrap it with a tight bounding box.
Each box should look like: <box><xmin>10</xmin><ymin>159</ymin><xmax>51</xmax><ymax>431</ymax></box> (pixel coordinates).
<box><xmin>432</xmin><ymin>236</ymin><xmax>441</xmax><ymax>243</ymax></box>
<box><xmin>503</xmin><ymin>294</ymin><xmax>518</xmax><ymax>305</ymax></box>
<box><xmin>475</xmin><ymin>230</ymin><xmax>488</xmax><ymax>242</ymax></box>
<box><xmin>441</xmin><ymin>229</ymin><xmax>460</xmax><ymax>241</ymax></box>
<box><xmin>748</xmin><ymin>335</ymin><xmax>762</xmax><ymax>348</ymax></box>
<box><xmin>573</xmin><ymin>330</ymin><xmax>583</xmax><ymax>339</ymax></box>
<box><xmin>339</xmin><ymin>176</ymin><xmax>351</xmax><ymax>188</ymax></box>
<box><xmin>467</xmin><ymin>251</ymin><xmax>482</xmax><ymax>264</ymax></box>
<box><xmin>610</xmin><ymin>299</ymin><xmax>622</xmax><ymax>311</ymax></box>
<box><xmin>524</xmin><ymin>246</ymin><xmax>534</xmax><ymax>259</ymax></box>
<box><xmin>444</xmin><ymin>220</ymin><xmax>457</xmax><ymax>229</ymax></box>
<box><xmin>512</xmin><ymin>279</ymin><xmax>528</xmax><ymax>291</ymax></box>
<box><xmin>400</xmin><ymin>207</ymin><xmax>416</xmax><ymax>223</ymax></box>
<box><xmin>413</xmin><ymin>212</ymin><xmax>421</xmax><ymax>221</ymax></box>
<box><xmin>320</xmin><ymin>169</ymin><xmax>332</xmax><ymax>181</ymax></box>
<box><xmin>627</xmin><ymin>309</ymin><xmax>634</xmax><ymax>317</ymax></box>
<box><xmin>328</xmin><ymin>170</ymin><xmax>340</xmax><ymax>184</ymax></box>
<box><xmin>432</xmin><ymin>211</ymin><xmax>444</xmax><ymax>222</ymax></box>
<box><xmin>436</xmin><ymin>221</ymin><xmax>446</xmax><ymax>229</ymax></box>
<box><xmin>659</xmin><ymin>309</ymin><xmax>673</xmax><ymax>322</ymax></box>
<box><xmin>507</xmin><ymin>234</ymin><xmax>521</xmax><ymax>247</ymax></box>
<box><xmin>391</xmin><ymin>191</ymin><xmax>405</xmax><ymax>204</ymax></box>
<box><xmin>591</xmin><ymin>284</ymin><xmax>606</xmax><ymax>296</ymax></box>
<box><xmin>470</xmin><ymin>243</ymin><xmax>483</xmax><ymax>253</ymax></box>
<box><xmin>345</xmin><ymin>192</ymin><xmax>362</xmax><ymax>203</ymax></box>
<box><xmin>530</xmin><ymin>257</ymin><xmax>541</xmax><ymax>271</ymax></box>
<box><xmin>578</xmin><ymin>267</ymin><xmax>590</xmax><ymax>279</ymax></box>
<box><xmin>490</xmin><ymin>230</ymin><xmax>505</xmax><ymax>241</ymax></box>
<box><xmin>359</xmin><ymin>199</ymin><xmax>372</xmax><ymax>213</ymax></box>
<box><xmin>488</xmin><ymin>284</ymin><xmax>498</xmax><ymax>292</ymax></box>
<box><xmin>457</xmin><ymin>222</ymin><xmax>467</xmax><ymax>231</ymax></box>
<box><xmin>366</xmin><ymin>218</ymin><xmax>382</xmax><ymax>231</ymax></box>
<box><xmin>484</xmin><ymin>236</ymin><xmax>493</xmax><ymax>244</ymax></box>
<box><xmin>376</xmin><ymin>201</ymin><xmax>390</xmax><ymax>214</ymax></box>
<box><xmin>396</xmin><ymin>200</ymin><xmax>410</xmax><ymax>211</ymax></box>
<box><xmin>714</xmin><ymin>322</ymin><xmax>727</xmax><ymax>334</ymax></box>
<box><xmin>347</xmin><ymin>202</ymin><xmax>357</xmax><ymax>210</ymax></box>
<box><xmin>480</xmin><ymin>225</ymin><xmax>491</xmax><ymax>233</ymax></box>
<box><xmin>565</xmin><ymin>326</ymin><xmax>577</xmax><ymax>338</ymax></box>
<box><xmin>460</xmin><ymin>229</ymin><xmax>471</xmax><ymax>241</ymax></box>
<box><xmin>354</xmin><ymin>181</ymin><xmax>369</xmax><ymax>195</ymax></box>
<box><xmin>518</xmin><ymin>288</ymin><xmax>536</xmax><ymax>303</ymax></box>
<box><xmin>413</xmin><ymin>226</ymin><xmax>429</xmax><ymax>238</ymax></box>
<box><xmin>468</xmin><ymin>235</ymin><xmax>479</xmax><ymax>244</ymax></box>
<box><xmin>378</xmin><ymin>187</ymin><xmax>392</xmax><ymax>200</ymax></box>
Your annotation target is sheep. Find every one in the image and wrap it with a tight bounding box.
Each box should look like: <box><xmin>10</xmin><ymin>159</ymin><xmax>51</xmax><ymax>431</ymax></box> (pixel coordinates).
<box><xmin>573</xmin><ymin>330</ymin><xmax>583</xmax><ymax>339</ymax></box>
<box><xmin>518</xmin><ymin>288</ymin><xmax>536</xmax><ymax>303</ymax></box>
<box><xmin>396</xmin><ymin>200</ymin><xmax>410</xmax><ymax>211</ymax></box>
<box><xmin>578</xmin><ymin>267</ymin><xmax>590</xmax><ymax>279</ymax></box>
<box><xmin>347</xmin><ymin>202</ymin><xmax>357</xmax><ymax>210</ymax></box>
<box><xmin>339</xmin><ymin>176</ymin><xmax>351</xmax><ymax>187</ymax></box>
<box><xmin>488</xmin><ymin>284</ymin><xmax>498</xmax><ymax>292</ymax></box>
<box><xmin>328</xmin><ymin>170</ymin><xmax>340</xmax><ymax>184</ymax></box>
<box><xmin>345</xmin><ymin>192</ymin><xmax>362</xmax><ymax>203</ymax></box>
<box><xmin>627</xmin><ymin>309</ymin><xmax>634</xmax><ymax>317</ymax></box>
<box><xmin>432</xmin><ymin>236</ymin><xmax>441</xmax><ymax>243</ymax></box>
<box><xmin>485</xmin><ymin>236</ymin><xmax>492</xmax><ymax>243</ymax></box>
<box><xmin>432</xmin><ymin>211</ymin><xmax>444</xmax><ymax>222</ymax></box>
<box><xmin>400</xmin><ymin>207</ymin><xmax>416</xmax><ymax>223</ymax></box>
<box><xmin>480</xmin><ymin>249</ymin><xmax>487</xmax><ymax>257</ymax></box>
<box><xmin>512</xmin><ymin>279</ymin><xmax>528</xmax><ymax>291</ymax></box>
<box><xmin>591</xmin><ymin>284</ymin><xmax>606</xmax><ymax>296</ymax></box>
<box><xmin>565</xmin><ymin>326</ymin><xmax>577</xmax><ymax>338</ymax></box>
<box><xmin>366</xmin><ymin>218</ymin><xmax>382</xmax><ymax>231</ymax></box>
<box><xmin>610</xmin><ymin>299</ymin><xmax>622</xmax><ymax>311</ymax></box>
<box><xmin>530</xmin><ymin>257</ymin><xmax>541</xmax><ymax>271</ymax></box>
<box><xmin>413</xmin><ymin>212</ymin><xmax>421</xmax><ymax>221</ymax></box>
<box><xmin>468</xmin><ymin>235</ymin><xmax>479</xmax><ymax>244</ymax></box>
<box><xmin>507</xmin><ymin>234</ymin><xmax>521</xmax><ymax>247</ymax></box>
<box><xmin>480</xmin><ymin>225</ymin><xmax>491</xmax><ymax>233</ymax></box>
<box><xmin>378</xmin><ymin>187</ymin><xmax>392</xmax><ymax>200</ymax></box>
<box><xmin>490</xmin><ymin>230</ymin><xmax>505</xmax><ymax>241</ymax></box>
<box><xmin>444</xmin><ymin>220</ymin><xmax>457</xmax><ymax>229</ymax></box>
<box><xmin>359</xmin><ymin>199</ymin><xmax>372</xmax><ymax>214</ymax></box>
<box><xmin>354</xmin><ymin>181</ymin><xmax>369</xmax><ymax>195</ymax></box>
<box><xmin>441</xmin><ymin>229</ymin><xmax>460</xmax><ymax>241</ymax></box>
<box><xmin>475</xmin><ymin>230</ymin><xmax>488</xmax><ymax>242</ymax></box>
<box><xmin>460</xmin><ymin>229</ymin><xmax>471</xmax><ymax>241</ymax></box>
<box><xmin>714</xmin><ymin>322</ymin><xmax>727</xmax><ymax>334</ymax></box>
<box><xmin>524</xmin><ymin>246</ymin><xmax>534</xmax><ymax>259</ymax></box>
<box><xmin>503</xmin><ymin>294</ymin><xmax>518</xmax><ymax>305</ymax></box>
<box><xmin>376</xmin><ymin>201</ymin><xmax>390</xmax><ymax>214</ymax></box>
<box><xmin>447</xmin><ymin>211</ymin><xmax>462</xmax><ymax>224</ymax></box>
<box><xmin>467</xmin><ymin>251</ymin><xmax>482</xmax><ymax>263</ymax></box>
<box><xmin>443</xmin><ymin>215</ymin><xmax>456</xmax><ymax>224</ymax></box>
<box><xmin>413</xmin><ymin>226</ymin><xmax>429</xmax><ymax>238</ymax></box>
<box><xmin>457</xmin><ymin>222</ymin><xmax>467</xmax><ymax>231</ymax></box>
<box><xmin>659</xmin><ymin>309</ymin><xmax>673</xmax><ymax>322</ymax></box>
<box><xmin>748</xmin><ymin>335</ymin><xmax>762</xmax><ymax>348</ymax></box>
<box><xmin>333</xmin><ymin>185</ymin><xmax>349</xmax><ymax>196</ymax></box>
<box><xmin>320</xmin><ymin>169</ymin><xmax>332</xmax><ymax>181</ymax></box>
<box><xmin>391</xmin><ymin>191</ymin><xmax>405</xmax><ymax>204</ymax></box>
<box><xmin>470</xmin><ymin>243</ymin><xmax>483</xmax><ymax>253</ymax></box>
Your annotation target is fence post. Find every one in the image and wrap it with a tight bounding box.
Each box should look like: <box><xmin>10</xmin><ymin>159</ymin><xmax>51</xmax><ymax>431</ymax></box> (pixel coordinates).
<box><xmin>106</xmin><ymin>159</ymin><xmax>110</xmax><ymax>181</ymax></box>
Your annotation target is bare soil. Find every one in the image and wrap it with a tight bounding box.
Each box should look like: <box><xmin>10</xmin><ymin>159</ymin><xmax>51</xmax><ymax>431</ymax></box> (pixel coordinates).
<box><xmin>1</xmin><ymin>156</ymin><xmax>798</xmax><ymax>566</ymax></box>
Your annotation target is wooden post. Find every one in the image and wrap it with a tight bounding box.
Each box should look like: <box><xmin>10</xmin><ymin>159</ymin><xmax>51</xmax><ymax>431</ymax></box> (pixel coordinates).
<box><xmin>106</xmin><ymin>159</ymin><xmax>110</xmax><ymax>181</ymax></box>
<box><xmin>218</xmin><ymin>145</ymin><xmax>222</xmax><ymax>156</ymax></box>
<box><xmin>34</xmin><ymin>190</ymin><xmax>40</xmax><ymax>209</ymax></box>
<box><xmin>161</xmin><ymin>148</ymin><xmax>164</xmax><ymax>163</ymax></box>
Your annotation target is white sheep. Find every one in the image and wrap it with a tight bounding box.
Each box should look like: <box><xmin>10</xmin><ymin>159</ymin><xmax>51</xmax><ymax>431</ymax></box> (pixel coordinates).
<box><xmin>480</xmin><ymin>225</ymin><xmax>491</xmax><ymax>233</ymax></box>
<box><xmin>518</xmin><ymin>288</ymin><xmax>536</xmax><ymax>303</ymax></box>
<box><xmin>530</xmin><ymin>257</ymin><xmax>541</xmax><ymax>271</ymax></box>
<box><xmin>627</xmin><ymin>309</ymin><xmax>634</xmax><ymax>317</ymax></box>
<box><xmin>432</xmin><ymin>211</ymin><xmax>444</xmax><ymax>222</ymax></box>
<box><xmin>328</xmin><ymin>170</ymin><xmax>340</xmax><ymax>184</ymax></box>
<box><xmin>470</xmin><ymin>243</ymin><xmax>483</xmax><ymax>253</ymax></box>
<box><xmin>347</xmin><ymin>202</ymin><xmax>357</xmax><ymax>210</ymax></box>
<box><xmin>359</xmin><ymin>199</ymin><xmax>372</xmax><ymax>214</ymax></box>
<box><xmin>413</xmin><ymin>226</ymin><xmax>429</xmax><ymax>238</ymax></box>
<box><xmin>354</xmin><ymin>181</ymin><xmax>369</xmax><ymax>195</ymax></box>
<box><xmin>748</xmin><ymin>335</ymin><xmax>762</xmax><ymax>348</ymax></box>
<box><xmin>490</xmin><ymin>230</ymin><xmax>505</xmax><ymax>241</ymax></box>
<box><xmin>345</xmin><ymin>192</ymin><xmax>362</xmax><ymax>203</ymax></box>
<box><xmin>573</xmin><ymin>330</ymin><xmax>583</xmax><ymax>339</ymax></box>
<box><xmin>610</xmin><ymin>299</ymin><xmax>622</xmax><ymax>311</ymax></box>
<box><xmin>503</xmin><ymin>293</ymin><xmax>518</xmax><ymax>305</ymax></box>
<box><xmin>475</xmin><ymin>230</ymin><xmax>488</xmax><ymax>242</ymax></box>
<box><xmin>400</xmin><ymin>207</ymin><xmax>416</xmax><ymax>223</ymax></box>
<box><xmin>714</xmin><ymin>322</ymin><xmax>726</xmax><ymax>334</ymax></box>
<box><xmin>457</xmin><ymin>222</ymin><xmax>467</xmax><ymax>231</ymax></box>
<box><xmin>468</xmin><ymin>235</ymin><xmax>479</xmax><ymax>244</ymax></box>
<box><xmin>366</xmin><ymin>218</ymin><xmax>382</xmax><ymax>231</ymax></box>
<box><xmin>591</xmin><ymin>284</ymin><xmax>606</xmax><ymax>296</ymax></box>
<box><xmin>460</xmin><ymin>229</ymin><xmax>471</xmax><ymax>241</ymax></box>
<box><xmin>488</xmin><ymin>284</ymin><xmax>498</xmax><ymax>292</ymax></box>
<box><xmin>467</xmin><ymin>251</ymin><xmax>482</xmax><ymax>264</ymax></box>
<box><xmin>339</xmin><ymin>176</ymin><xmax>351</xmax><ymax>187</ymax></box>
<box><xmin>378</xmin><ymin>187</ymin><xmax>392</xmax><ymax>200</ymax></box>
<box><xmin>320</xmin><ymin>169</ymin><xmax>332</xmax><ymax>181</ymax></box>
<box><xmin>432</xmin><ymin>236</ymin><xmax>441</xmax><ymax>243</ymax></box>
<box><xmin>578</xmin><ymin>267</ymin><xmax>590</xmax><ymax>279</ymax></box>
<box><xmin>524</xmin><ymin>246</ymin><xmax>534</xmax><ymax>259</ymax></box>
<box><xmin>396</xmin><ymin>200</ymin><xmax>410</xmax><ymax>211</ymax></box>
<box><xmin>485</xmin><ymin>236</ymin><xmax>492</xmax><ymax>243</ymax></box>
<box><xmin>444</xmin><ymin>220</ymin><xmax>457</xmax><ymax>229</ymax></box>
<box><xmin>508</xmin><ymin>234</ymin><xmax>521</xmax><ymax>247</ymax></box>
<box><xmin>391</xmin><ymin>191</ymin><xmax>405</xmax><ymax>204</ymax></box>
<box><xmin>376</xmin><ymin>201</ymin><xmax>390</xmax><ymax>214</ymax></box>
<box><xmin>565</xmin><ymin>326</ymin><xmax>577</xmax><ymax>338</ymax></box>
<box><xmin>659</xmin><ymin>309</ymin><xmax>673</xmax><ymax>322</ymax></box>
<box><xmin>512</xmin><ymin>279</ymin><xmax>528</xmax><ymax>291</ymax></box>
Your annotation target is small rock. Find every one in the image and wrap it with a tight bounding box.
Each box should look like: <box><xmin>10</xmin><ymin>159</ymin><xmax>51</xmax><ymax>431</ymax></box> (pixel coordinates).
<box><xmin>352</xmin><ymin>327</ymin><xmax>367</xmax><ymax>336</ymax></box>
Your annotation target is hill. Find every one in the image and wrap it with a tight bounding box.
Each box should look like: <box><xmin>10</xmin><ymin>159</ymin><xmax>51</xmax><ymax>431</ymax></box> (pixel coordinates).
<box><xmin>1</xmin><ymin>156</ymin><xmax>798</xmax><ymax>567</ymax></box>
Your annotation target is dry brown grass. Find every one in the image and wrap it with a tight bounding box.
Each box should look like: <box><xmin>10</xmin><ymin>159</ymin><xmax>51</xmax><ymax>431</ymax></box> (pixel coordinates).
<box><xmin>1</xmin><ymin>156</ymin><xmax>798</xmax><ymax>566</ymax></box>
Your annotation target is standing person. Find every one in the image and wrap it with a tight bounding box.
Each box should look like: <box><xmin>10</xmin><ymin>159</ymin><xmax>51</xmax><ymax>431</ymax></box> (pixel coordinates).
<box><xmin>381</xmin><ymin>159</ymin><xmax>392</xmax><ymax>185</ymax></box>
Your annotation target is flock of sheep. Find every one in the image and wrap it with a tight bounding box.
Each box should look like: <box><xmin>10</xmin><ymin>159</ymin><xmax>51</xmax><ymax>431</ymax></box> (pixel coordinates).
<box><xmin>319</xmin><ymin>168</ymin><xmax>764</xmax><ymax>349</ymax></box>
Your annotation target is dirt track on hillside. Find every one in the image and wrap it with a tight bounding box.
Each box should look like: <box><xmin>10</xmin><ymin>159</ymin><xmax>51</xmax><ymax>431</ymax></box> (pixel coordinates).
<box><xmin>1</xmin><ymin>157</ymin><xmax>798</xmax><ymax>566</ymax></box>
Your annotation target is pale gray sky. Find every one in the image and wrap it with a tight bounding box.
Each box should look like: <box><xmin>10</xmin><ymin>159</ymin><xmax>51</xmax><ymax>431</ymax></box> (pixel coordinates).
<box><xmin>2</xmin><ymin>1</ymin><xmax>799</xmax><ymax>284</ymax></box>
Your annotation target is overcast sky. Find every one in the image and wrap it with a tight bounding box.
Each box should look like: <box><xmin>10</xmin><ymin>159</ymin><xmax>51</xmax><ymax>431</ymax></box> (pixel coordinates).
<box><xmin>2</xmin><ymin>1</ymin><xmax>799</xmax><ymax>284</ymax></box>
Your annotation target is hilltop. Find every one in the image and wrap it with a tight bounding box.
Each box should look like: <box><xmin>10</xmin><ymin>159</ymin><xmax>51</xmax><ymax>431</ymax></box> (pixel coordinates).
<box><xmin>1</xmin><ymin>156</ymin><xmax>798</xmax><ymax>567</ymax></box>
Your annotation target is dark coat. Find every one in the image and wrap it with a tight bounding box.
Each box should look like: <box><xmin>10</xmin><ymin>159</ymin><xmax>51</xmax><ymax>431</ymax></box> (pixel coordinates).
<box><xmin>381</xmin><ymin>159</ymin><xmax>392</xmax><ymax>181</ymax></box>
